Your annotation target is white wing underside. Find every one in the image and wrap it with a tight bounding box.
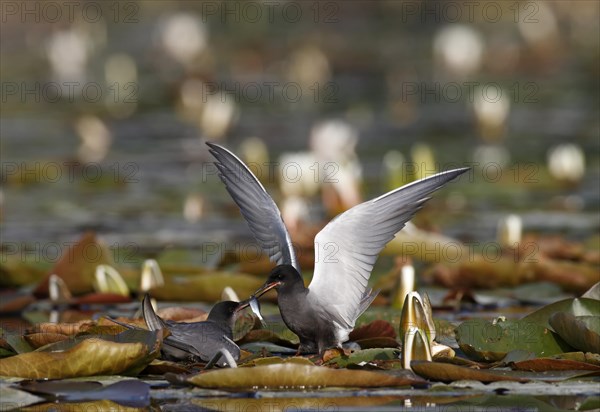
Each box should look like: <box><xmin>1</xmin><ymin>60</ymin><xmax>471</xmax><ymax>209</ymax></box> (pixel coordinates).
<box><xmin>206</xmin><ymin>143</ymin><xmax>299</xmax><ymax>271</ymax></box>
<box><xmin>307</xmin><ymin>168</ymin><xmax>469</xmax><ymax>332</ymax></box>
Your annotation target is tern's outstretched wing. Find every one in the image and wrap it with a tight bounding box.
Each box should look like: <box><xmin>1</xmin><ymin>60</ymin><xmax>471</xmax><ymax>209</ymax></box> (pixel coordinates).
<box><xmin>307</xmin><ymin>168</ymin><xmax>469</xmax><ymax>333</ymax></box>
<box><xmin>206</xmin><ymin>143</ymin><xmax>299</xmax><ymax>271</ymax></box>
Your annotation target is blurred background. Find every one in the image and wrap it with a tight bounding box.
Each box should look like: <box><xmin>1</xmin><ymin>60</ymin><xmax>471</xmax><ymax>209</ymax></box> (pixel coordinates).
<box><xmin>1</xmin><ymin>1</ymin><xmax>599</xmax><ymax>275</ymax></box>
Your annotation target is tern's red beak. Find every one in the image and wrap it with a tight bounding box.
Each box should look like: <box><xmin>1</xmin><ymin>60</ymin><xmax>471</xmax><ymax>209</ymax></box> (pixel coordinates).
<box><xmin>253</xmin><ymin>281</ymin><xmax>281</xmax><ymax>298</ymax></box>
<box><xmin>233</xmin><ymin>299</ymin><xmax>250</xmax><ymax>314</ymax></box>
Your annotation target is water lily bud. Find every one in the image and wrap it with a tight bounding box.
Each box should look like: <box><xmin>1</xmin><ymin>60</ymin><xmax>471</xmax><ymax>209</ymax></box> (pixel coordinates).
<box><xmin>140</xmin><ymin>259</ymin><xmax>164</xmax><ymax>293</ymax></box>
<box><xmin>94</xmin><ymin>265</ymin><xmax>129</xmax><ymax>296</ymax></box>
<box><xmin>497</xmin><ymin>214</ymin><xmax>522</xmax><ymax>247</ymax></box>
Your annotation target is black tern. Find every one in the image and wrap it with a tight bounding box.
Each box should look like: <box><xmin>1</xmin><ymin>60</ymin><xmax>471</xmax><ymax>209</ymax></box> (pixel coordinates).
<box><xmin>141</xmin><ymin>294</ymin><xmax>248</xmax><ymax>367</ymax></box>
<box><xmin>207</xmin><ymin>142</ymin><xmax>468</xmax><ymax>354</ymax></box>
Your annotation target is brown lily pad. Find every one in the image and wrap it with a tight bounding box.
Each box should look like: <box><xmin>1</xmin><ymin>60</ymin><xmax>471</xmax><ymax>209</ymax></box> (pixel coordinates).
<box><xmin>349</xmin><ymin>320</ymin><xmax>397</xmax><ymax>341</ymax></box>
<box><xmin>30</xmin><ymin>320</ymin><xmax>97</xmax><ymax>336</ymax></box>
<box><xmin>186</xmin><ymin>361</ymin><xmax>423</xmax><ymax>389</ymax></box>
<box><xmin>156</xmin><ymin>306</ymin><xmax>207</xmax><ymax>322</ymax></box>
<box><xmin>411</xmin><ymin>360</ymin><xmax>529</xmax><ymax>383</ymax></box>
<box><xmin>513</xmin><ymin>358</ymin><xmax>600</xmax><ymax>372</ymax></box>
<box><xmin>24</xmin><ymin>333</ymin><xmax>70</xmax><ymax>349</ymax></box>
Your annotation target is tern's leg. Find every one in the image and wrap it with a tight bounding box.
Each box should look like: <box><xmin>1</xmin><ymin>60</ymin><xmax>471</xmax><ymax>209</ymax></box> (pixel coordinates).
<box><xmin>204</xmin><ymin>349</ymin><xmax>238</xmax><ymax>369</ymax></box>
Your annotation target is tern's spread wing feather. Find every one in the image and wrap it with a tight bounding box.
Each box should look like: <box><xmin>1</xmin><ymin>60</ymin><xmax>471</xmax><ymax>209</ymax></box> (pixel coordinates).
<box><xmin>308</xmin><ymin>168</ymin><xmax>469</xmax><ymax>331</ymax></box>
<box><xmin>206</xmin><ymin>143</ymin><xmax>299</xmax><ymax>271</ymax></box>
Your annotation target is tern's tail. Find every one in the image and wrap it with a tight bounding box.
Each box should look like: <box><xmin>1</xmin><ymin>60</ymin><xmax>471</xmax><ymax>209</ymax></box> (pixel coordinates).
<box><xmin>142</xmin><ymin>293</ymin><xmax>167</xmax><ymax>331</ymax></box>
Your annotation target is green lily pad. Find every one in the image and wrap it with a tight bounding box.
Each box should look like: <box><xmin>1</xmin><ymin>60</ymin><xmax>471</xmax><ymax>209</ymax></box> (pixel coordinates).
<box><xmin>522</xmin><ymin>298</ymin><xmax>600</xmax><ymax>330</ymax></box>
<box><xmin>513</xmin><ymin>282</ymin><xmax>572</xmax><ymax>305</ymax></box>
<box><xmin>2</xmin><ymin>334</ymin><xmax>34</xmax><ymax>355</ymax></box>
<box><xmin>240</xmin><ymin>356</ymin><xmax>313</xmax><ymax>367</ymax></box>
<box><xmin>455</xmin><ymin>318</ymin><xmax>572</xmax><ymax>361</ymax></box>
<box><xmin>239</xmin><ymin>342</ymin><xmax>297</xmax><ymax>354</ymax></box>
<box><xmin>237</xmin><ymin>329</ymin><xmax>298</xmax><ymax>348</ymax></box>
<box><xmin>325</xmin><ymin>348</ymin><xmax>400</xmax><ymax>367</ymax></box>
<box><xmin>582</xmin><ymin>282</ymin><xmax>600</xmax><ymax>300</ymax></box>
<box><xmin>549</xmin><ymin>313</ymin><xmax>600</xmax><ymax>354</ymax></box>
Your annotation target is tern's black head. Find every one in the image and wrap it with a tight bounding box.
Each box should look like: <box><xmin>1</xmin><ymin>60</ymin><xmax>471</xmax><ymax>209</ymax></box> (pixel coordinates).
<box><xmin>207</xmin><ymin>300</ymin><xmax>247</xmax><ymax>328</ymax></box>
<box><xmin>254</xmin><ymin>264</ymin><xmax>305</xmax><ymax>297</ymax></box>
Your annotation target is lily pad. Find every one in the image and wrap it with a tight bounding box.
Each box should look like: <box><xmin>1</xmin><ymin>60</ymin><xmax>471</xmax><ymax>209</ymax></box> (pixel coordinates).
<box><xmin>185</xmin><ymin>361</ymin><xmax>423</xmax><ymax>389</ymax></box>
<box><xmin>513</xmin><ymin>282</ymin><xmax>572</xmax><ymax>305</ymax></box>
<box><xmin>0</xmin><ymin>383</ymin><xmax>45</xmax><ymax>409</ymax></box>
<box><xmin>522</xmin><ymin>298</ymin><xmax>600</xmax><ymax>330</ymax></box>
<box><xmin>325</xmin><ymin>348</ymin><xmax>400</xmax><ymax>368</ymax></box>
<box><xmin>353</xmin><ymin>337</ymin><xmax>399</xmax><ymax>349</ymax></box>
<box><xmin>0</xmin><ymin>331</ymin><xmax>159</xmax><ymax>379</ymax></box>
<box><xmin>411</xmin><ymin>360</ymin><xmax>529</xmax><ymax>383</ymax></box>
<box><xmin>240</xmin><ymin>356</ymin><xmax>313</xmax><ymax>367</ymax></box>
<box><xmin>24</xmin><ymin>332</ymin><xmax>69</xmax><ymax>349</ymax></box>
<box><xmin>455</xmin><ymin>318</ymin><xmax>572</xmax><ymax>361</ymax></box>
<box><xmin>18</xmin><ymin>380</ymin><xmax>150</xmax><ymax>407</ymax></box>
<box><xmin>549</xmin><ymin>313</ymin><xmax>600</xmax><ymax>353</ymax></box>
<box><xmin>348</xmin><ymin>320</ymin><xmax>396</xmax><ymax>341</ymax></box>
<box><xmin>582</xmin><ymin>282</ymin><xmax>600</xmax><ymax>300</ymax></box>
<box><xmin>20</xmin><ymin>399</ymin><xmax>143</xmax><ymax>411</ymax></box>
<box><xmin>2</xmin><ymin>333</ymin><xmax>34</xmax><ymax>354</ymax></box>
<box><xmin>512</xmin><ymin>358</ymin><xmax>600</xmax><ymax>371</ymax></box>
<box><xmin>236</xmin><ymin>329</ymin><xmax>299</xmax><ymax>348</ymax></box>
<box><xmin>189</xmin><ymin>395</ymin><xmax>402</xmax><ymax>411</ymax></box>
<box><xmin>239</xmin><ymin>342</ymin><xmax>297</xmax><ymax>354</ymax></box>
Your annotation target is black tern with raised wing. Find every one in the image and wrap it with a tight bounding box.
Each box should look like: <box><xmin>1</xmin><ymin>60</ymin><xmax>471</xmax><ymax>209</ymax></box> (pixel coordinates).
<box><xmin>207</xmin><ymin>142</ymin><xmax>468</xmax><ymax>354</ymax></box>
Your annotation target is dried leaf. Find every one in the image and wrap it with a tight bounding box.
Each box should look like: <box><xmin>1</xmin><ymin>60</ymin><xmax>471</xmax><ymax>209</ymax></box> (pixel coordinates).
<box><xmin>156</xmin><ymin>306</ymin><xmax>207</xmax><ymax>322</ymax></box>
<box><xmin>24</xmin><ymin>333</ymin><xmax>69</xmax><ymax>349</ymax></box>
<box><xmin>31</xmin><ymin>321</ymin><xmax>97</xmax><ymax>336</ymax></box>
